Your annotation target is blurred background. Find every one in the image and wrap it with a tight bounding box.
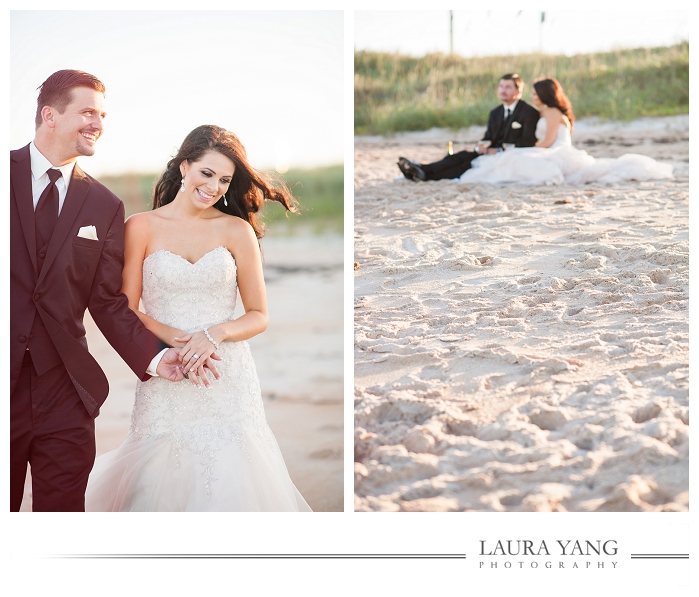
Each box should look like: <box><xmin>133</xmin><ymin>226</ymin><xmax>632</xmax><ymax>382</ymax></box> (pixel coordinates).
<box><xmin>354</xmin><ymin>9</ymin><xmax>689</xmax><ymax>135</ymax></box>
<box><xmin>12</xmin><ymin>10</ymin><xmax>344</xmax><ymax>511</ymax></box>
<box><xmin>12</xmin><ymin>10</ymin><xmax>344</xmax><ymax>231</ymax></box>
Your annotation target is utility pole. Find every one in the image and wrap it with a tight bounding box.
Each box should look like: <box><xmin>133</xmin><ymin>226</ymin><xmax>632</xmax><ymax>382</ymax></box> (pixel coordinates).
<box><xmin>450</xmin><ymin>10</ymin><xmax>454</xmax><ymax>54</ymax></box>
<box><xmin>539</xmin><ymin>11</ymin><xmax>545</xmax><ymax>53</ymax></box>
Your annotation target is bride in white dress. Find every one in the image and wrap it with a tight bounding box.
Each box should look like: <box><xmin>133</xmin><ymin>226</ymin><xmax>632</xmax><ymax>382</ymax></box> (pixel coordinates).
<box><xmin>460</xmin><ymin>78</ymin><xmax>673</xmax><ymax>186</ymax></box>
<box><xmin>86</xmin><ymin>125</ymin><xmax>311</xmax><ymax>511</ymax></box>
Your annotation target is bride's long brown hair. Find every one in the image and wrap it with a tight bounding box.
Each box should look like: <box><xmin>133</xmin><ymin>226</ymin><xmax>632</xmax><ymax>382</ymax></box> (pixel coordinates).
<box><xmin>533</xmin><ymin>78</ymin><xmax>575</xmax><ymax>132</ymax></box>
<box><xmin>153</xmin><ymin>125</ymin><xmax>297</xmax><ymax>239</ymax></box>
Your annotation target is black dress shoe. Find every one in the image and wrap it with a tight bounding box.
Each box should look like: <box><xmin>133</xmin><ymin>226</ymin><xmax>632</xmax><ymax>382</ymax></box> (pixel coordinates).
<box><xmin>398</xmin><ymin>157</ymin><xmax>426</xmax><ymax>181</ymax></box>
<box><xmin>397</xmin><ymin>157</ymin><xmax>416</xmax><ymax>180</ymax></box>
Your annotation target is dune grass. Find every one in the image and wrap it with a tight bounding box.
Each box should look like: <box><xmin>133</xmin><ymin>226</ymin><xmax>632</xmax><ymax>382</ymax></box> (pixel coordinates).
<box><xmin>262</xmin><ymin>164</ymin><xmax>344</xmax><ymax>233</ymax></box>
<box><xmin>100</xmin><ymin>164</ymin><xmax>344</xmax><ymax>234</ymax></box>
<box><xmin>354</xmin><ymin>42</ymin><xmax>689</xmax><ymax>135</ymax></box>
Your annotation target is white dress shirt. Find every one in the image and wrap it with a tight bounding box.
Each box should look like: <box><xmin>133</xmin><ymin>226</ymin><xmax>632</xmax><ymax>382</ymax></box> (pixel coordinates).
<box><xmin>502</xmin><ymin>99</ymin><xmax>519</xmax><ymax>120</ymax></box>
<box><xmin>30</xmin><ymin>141</ymin><xmax>75</xmax><ymax>214</ymax></box>
<box><xmin>148</xmin><ymin>349</ymin><xmax>168</xmax><ymax>376</ymax></box>
<box><xmin>30</xmin><ymin>141</ymin><xmax>166</xmax><ymax>376</ymax></box>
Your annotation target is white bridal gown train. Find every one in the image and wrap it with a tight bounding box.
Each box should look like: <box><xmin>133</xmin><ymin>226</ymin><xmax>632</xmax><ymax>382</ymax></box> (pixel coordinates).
<box><xmin>85</xmin><ymin>246</ymin><xmax>311</xmax><ymax>511</ymax></box>
<box><xmin>459</xmin><ymin>118</ymin><xmax>673</xmax><ymax>186</ymax></box>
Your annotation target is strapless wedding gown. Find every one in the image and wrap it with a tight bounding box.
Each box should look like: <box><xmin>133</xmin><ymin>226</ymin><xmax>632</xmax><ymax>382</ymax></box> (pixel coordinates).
<box><xmin>85</xmin><ymin>246</ymin><xmax>311</xmax><ymax>511</ymax></box>
<box><xmin>459</xmin><ymin>118</ymin><xmax>673</xmax><ymax>185</ymax></box>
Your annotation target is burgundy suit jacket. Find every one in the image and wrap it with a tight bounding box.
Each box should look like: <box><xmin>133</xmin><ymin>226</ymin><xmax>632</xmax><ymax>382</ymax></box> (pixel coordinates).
<box><xmin>10</xmin><ymin>144</ymin><xmax>163</xmax><ymax>417</ymax></box>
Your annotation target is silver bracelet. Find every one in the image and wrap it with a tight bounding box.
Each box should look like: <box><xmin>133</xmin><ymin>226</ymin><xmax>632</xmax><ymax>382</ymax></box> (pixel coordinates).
<box><xmin>203</xmin><ymin>328</ymin><xmax>219</xmax><ymax>350</ymax></box>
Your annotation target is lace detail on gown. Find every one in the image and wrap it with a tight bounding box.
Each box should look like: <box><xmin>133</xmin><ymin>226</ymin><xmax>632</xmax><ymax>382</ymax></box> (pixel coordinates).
<box><xmin>85</xmin><ymin>246</ymin><xmax>311</xmax><ymax>511</ymax></box>
<box><xmin>458</xmin><ymin>118</ymin><xmax>673</xmax><ymax>185</ymax></box>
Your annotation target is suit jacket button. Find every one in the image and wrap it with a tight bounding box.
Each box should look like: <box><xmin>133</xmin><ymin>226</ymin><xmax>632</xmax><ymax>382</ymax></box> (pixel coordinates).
<box><xmin>19</xmin><ymin>336</ymin><xmax>27</xmax><ymax>342</ymax></box>
<box><xmin>34</xmin><ymin>294</ymin><xmax>40</xmax><ymax>302</ymax></box>
<box><xmin>29</xmin><ymin>334</ymin><xmax>34</xmax><ymax>339</ymax></box>
<box><xmin>39</xmin><ymin>252</ymin><xmax>46</xmax><ymax>259</ymax></box>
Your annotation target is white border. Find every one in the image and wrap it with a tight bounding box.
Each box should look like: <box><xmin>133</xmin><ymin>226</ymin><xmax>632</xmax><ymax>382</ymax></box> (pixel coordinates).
<box><xmin>5</xmin><ymin>3</ymin><xmax>693</xmax><ymax>594</ymax></box>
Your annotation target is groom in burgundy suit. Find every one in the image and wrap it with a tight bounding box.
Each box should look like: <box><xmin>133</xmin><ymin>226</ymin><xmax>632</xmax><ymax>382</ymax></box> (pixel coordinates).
<box><xmin>10</xmin><ymin>70</ymin><xmax>187</xmax><ymax>512</ymax></box>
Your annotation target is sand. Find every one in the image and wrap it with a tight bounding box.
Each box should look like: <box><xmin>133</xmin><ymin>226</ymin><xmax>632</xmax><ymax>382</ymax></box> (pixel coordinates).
<box><xmin>354</xmin><ymin>115</ymin><xmax>688</xmax><ymax>512</ymax></box>
<box><xmin>20</xmin><ymin>230</ymin><xmax>343</xmax><ymax>512</ymax></box>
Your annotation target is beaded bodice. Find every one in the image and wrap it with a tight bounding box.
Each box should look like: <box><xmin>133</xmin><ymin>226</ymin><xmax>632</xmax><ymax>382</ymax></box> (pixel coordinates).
<box><xmin>141</xmin><ymin>245</ymin><xmax>238</xmax><ymax>333</ymax></box>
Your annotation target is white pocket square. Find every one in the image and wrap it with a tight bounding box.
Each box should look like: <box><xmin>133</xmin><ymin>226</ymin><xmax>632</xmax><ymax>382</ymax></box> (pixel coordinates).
<box><xmin>510</xmin><ymin>121</ymin><xmax>522</xmax><ymax>129</ymax></box>
<box><xmin>77</xmin><ymin>225</ymin><xmax>99</xmax><ymax>240</ymax></box>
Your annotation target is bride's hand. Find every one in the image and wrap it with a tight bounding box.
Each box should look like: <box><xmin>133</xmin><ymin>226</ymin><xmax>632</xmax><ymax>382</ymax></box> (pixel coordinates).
<box><xmin>183</xmin><ymin>355</ymin><xmax>223</xmax><ymax>388</ymax></box>
<box><xmin>174</xmin><ymin>331</ymin><xmax>221</xmax><ymax>380</ymax></box>
<box><xmin>186</xmin><ymin>362</ymin><xmax>214</xmax><ymax>389</ymax></box>
<box><xmin>202</xmin><ymin>355</ymin><xmax>222</xmax><ymax>382</ymax></box>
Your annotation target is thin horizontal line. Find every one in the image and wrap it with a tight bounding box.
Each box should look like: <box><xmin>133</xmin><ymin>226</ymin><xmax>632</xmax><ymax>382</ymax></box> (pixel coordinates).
<box><xmin>54</xmin><ymin>554</ymin><xmax>467</xmax><ymax>559</ymax></box>
<box><xmin>631</xmin><ymin>554</ymin><xmax>689</xmax><ymax>557</ymax></box>
<box><xmin>630</xmin><ymin>556</ymin><xmax>688</xmax><ymax>559</ymax></box>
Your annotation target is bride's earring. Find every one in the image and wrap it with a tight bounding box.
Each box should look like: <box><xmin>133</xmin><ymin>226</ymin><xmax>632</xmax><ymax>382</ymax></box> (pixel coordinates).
<box><xmin>180</xmin><ymin>178</ymin><xmax>185</xmax><ymax>193</ymax></box>
<box><xmin>222</xmin><ymin>194</ymin><xmax>228</xmax><ymax>207</ymax></box>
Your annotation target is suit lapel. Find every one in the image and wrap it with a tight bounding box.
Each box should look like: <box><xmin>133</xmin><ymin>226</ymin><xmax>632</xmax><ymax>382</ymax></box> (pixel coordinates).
<box><xmin>11</xmin><ymin>145</ymin><xmax>39</xmax><ymax>274</ymax></box>
<box><xmin>37</xmin><ymin>163</ymin><xmax>91</xmax><ymax>286</ymax></box>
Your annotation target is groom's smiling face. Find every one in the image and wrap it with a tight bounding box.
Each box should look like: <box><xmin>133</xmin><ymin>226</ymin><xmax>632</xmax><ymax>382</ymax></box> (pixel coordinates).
<box><xmin>497</xmin><ymin>79</ymin><xmax>521</xmax><ymax>105</ymax></box>
<box><xmin>50</xmin><ymin>87</ymin><xmax>106</xmax><ymax>160</ymax></box>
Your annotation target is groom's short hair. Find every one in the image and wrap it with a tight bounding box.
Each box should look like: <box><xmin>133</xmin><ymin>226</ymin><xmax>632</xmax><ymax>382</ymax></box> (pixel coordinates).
<box><xmin>35</xmin><ymin>70</ymin><xmax>106</xmax><ymax>129</ymax></box>
<box><xmin>500</xmin><ymin>73</ymin><xmax>523</xmax><ymax>91</ymax></box>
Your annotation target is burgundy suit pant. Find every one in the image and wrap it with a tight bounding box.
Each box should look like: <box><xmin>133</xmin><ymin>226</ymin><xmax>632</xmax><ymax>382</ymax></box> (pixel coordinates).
<box><xmin>10</xmin><ymin>350</ymin><xmax>95</xmax><ymax>512</ymax></box>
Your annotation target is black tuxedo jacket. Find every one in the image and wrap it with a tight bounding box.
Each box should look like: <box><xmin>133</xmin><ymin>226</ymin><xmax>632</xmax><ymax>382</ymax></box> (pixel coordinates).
<box><xmin>10</xmin><ymin>144</ymin><xmax>163</xmax><ymax>417</ymax></box>
<box><xmin>482</xmin><ymin>100</ymin><xmax>539</xmax><ymax>148</ymax></box>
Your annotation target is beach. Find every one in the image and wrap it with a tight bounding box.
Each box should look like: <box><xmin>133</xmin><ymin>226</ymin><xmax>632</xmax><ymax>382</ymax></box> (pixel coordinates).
<box><xmin>20</xmin><ymin>230</ymin><xmax>343</xmax><ymax>512</ymax></box>
<box><xmin>354</xmin><ymin>116</ymin><xmax>688</xmax><ymax>512</ymax></box>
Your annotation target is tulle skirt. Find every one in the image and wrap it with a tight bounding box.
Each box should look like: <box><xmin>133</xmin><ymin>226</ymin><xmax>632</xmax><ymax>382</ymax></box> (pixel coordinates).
<box><xmin>85</xmin><ymin>341</ymin><xmax>311</xmax><ymax>512</ymax></box>
<box><xmin>459</xmin><ymin>145</ymin><xmax>673</xmax><ymax>186</ymax></box>
<box><xmin>86</xmin><ymin>428</ymin><xmax>311</xmax><ymax>512</ymax></box>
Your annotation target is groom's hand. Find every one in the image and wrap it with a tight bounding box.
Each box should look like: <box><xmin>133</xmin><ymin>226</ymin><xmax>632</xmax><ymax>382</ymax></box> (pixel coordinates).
<box><xmin>156</xmin><ymin>347</ymin><xmax>187</xmax><ymax>382</ymax></box>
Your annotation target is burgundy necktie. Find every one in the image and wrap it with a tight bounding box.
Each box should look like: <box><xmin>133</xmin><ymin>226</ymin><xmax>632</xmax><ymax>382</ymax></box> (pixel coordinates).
<box><xmin>35</xmin><ymin>168</ymin><xmax>61</xmax><ymax>252</ymax></box>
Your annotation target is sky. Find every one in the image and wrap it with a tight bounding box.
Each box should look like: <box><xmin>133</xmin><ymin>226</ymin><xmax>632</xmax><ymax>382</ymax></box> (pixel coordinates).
<box><xmin>10</xmin><ymin>10</ymin><xmax>343</xmax><ymax>176</ymax></box>
<box><xmin>354</xmin><ymin>10</ymin><xmax>689</xmax><ymax>58</ymax></box>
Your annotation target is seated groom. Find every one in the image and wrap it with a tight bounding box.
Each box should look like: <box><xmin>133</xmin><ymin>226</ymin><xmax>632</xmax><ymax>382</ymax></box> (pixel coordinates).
<box><xmin>397</xmin><ymin>73</ymin><xmax>539</xmax><ymax>181</ymax></box>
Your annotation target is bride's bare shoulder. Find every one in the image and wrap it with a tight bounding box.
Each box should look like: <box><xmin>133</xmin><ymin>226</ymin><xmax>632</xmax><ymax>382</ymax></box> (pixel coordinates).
<box><xmin>125</xmin><ymin>211</ymin><xmax>153</xmax><ymax>233</ymax></box>
<box><xmin>542</xmin><ymin>105</ymin><xmax>563</xmax><ymax>118</ymax></box>
<box><xmin>221</xmin><ymin>215</ymin><xmax>259</xmax><ymax>257</ymax></box>
<box><xmin>224</xmin><ymin>215</ymin><xmax>256</xmax><ymax>241</ymax></box>
<box><xmin>123</xmin><ymin>212</ymin><xmax>155</xmax><ymax>256</ymax></box>
<box><xmin>213</xmin><ymin>212</ymin><xmax>247</xmax><ymax>229</ymax></box>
